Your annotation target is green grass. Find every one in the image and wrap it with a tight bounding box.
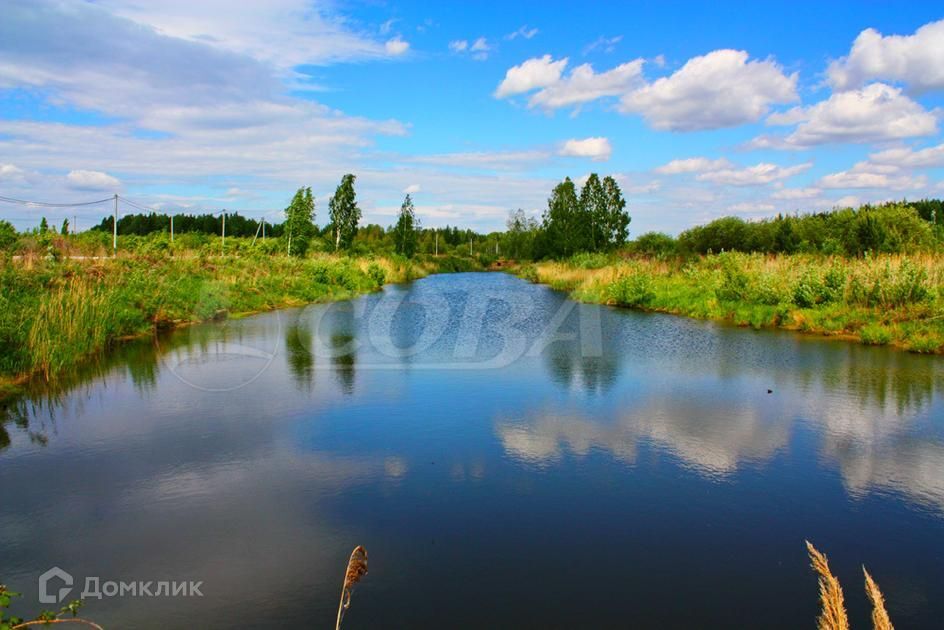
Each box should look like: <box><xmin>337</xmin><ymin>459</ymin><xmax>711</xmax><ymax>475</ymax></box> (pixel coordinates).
<box><xmin>514</xmin><ymin>251</ymin><xmax>944</xmax><ymax>354</ymax></box>
<box><xmin>0</xmin><ymin>244</ymin><xmax>482</xmax><ymax>390</ymax></box>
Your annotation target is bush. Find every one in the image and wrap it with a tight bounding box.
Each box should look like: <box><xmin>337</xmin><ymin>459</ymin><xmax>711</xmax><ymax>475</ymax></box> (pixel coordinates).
<box><xmin>569</xmin><ymin>252</ymin><xmax>611</xmax><ymax>269</ymax></box>
<box><xmin>367</xmin><ymin>262</ymin><xmax>386</xmax><ymax>287</ymax></box>
<box><xmin>608</xmin><ymin>273</ymin><xmax>655</xmax><ymax>307</ymax></box>
<box><xmin>860</xmin><ymin>324</ymin><xmax>893</xmax><ymax>346</ymax></box>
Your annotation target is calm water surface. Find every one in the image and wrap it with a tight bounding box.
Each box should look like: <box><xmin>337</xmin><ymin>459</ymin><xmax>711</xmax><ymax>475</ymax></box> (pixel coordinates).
<box><xmin>2</xmin><ymin>272</ymin><xmax>943</xmax><ymax>628</ymax></box>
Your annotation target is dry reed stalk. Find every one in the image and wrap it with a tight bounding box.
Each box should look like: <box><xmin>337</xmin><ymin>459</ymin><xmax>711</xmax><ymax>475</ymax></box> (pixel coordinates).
<box><xmin>863</xmin><ymin>567</ymin><xmax>894</xmax><ymax>630</ymax></box>
<box><xmin>335</xmin><ymin>545</ymin><xmax>368</xmax><ymax>630</ymax></box>
<box><xmin>806</xmin><ymin>541</ymin><xmax>850</xmax><ymax>630</ymax></box>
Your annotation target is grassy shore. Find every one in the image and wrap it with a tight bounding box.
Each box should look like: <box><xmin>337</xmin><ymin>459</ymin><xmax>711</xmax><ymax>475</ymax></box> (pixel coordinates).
<box><xmin>0</xmin><ymin>247</ymin><xmax>480</xmax><ymax>395</ymax></box>
<box><xmin>515</xmin><ymin>251</ymin><xmax>944</xmax><ymax>354</ymax></box>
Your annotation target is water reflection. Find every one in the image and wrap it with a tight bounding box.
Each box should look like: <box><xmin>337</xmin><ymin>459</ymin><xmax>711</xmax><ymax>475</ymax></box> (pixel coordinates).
<box><xmin>2</xmin><ymin>272</ymin><xmax>943</xmax><ymax>627</ymax></box>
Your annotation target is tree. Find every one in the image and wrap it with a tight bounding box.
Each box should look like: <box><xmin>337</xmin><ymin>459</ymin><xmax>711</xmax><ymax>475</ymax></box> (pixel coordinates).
<box><xmin>393</xmin><ymin>194</ymin><xmax>419</xmax><ymax>257</ymax></box>
<box><xmin>601</xmin><ymin>175</ymin><xmax>630</xmax><ymax>249</ymax></box>
<box><xmin>543</xmin><ymin>177</ymin><xmax>582</xmax><ymax>257</ymax></box>
<box><xmin>284</xmin><ymin>186</ymin><xmax>316</xmax><ymax>256</ymax></box>
<box><xmin>60</xmin><ymin>218</ymin><xmax>70</xmax><ymax>236</ymax></box>
<box><xmin>39</xmin><ymin>217</ymin><xmax>49</xmax><ymax>234</ymax></box>
<box><xmin>579</xmin><ymin>173</ymin><xmax>606</xmax><ymax>251</ymax></box>
<box><xmin>329</xmin><ymin>174</ymin><xmax>361</xmax><ymax>251</ymax></box>
<box><xmin>0</xmin><ymin>219</ymin><xmax>17</xmax><ymax>250</ymax></box>
<box><xmin>504</xmin><ymin>208</ymin><xmax>539</xmax><ymax>259</ymax></box>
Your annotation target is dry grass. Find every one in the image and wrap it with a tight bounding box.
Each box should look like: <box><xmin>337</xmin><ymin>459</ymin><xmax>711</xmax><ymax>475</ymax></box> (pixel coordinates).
<box><xmin>806</xmin><ymin>541</ymin><xmax>898</xmax><ymax>630</ymax></box>
<box><xmin>863</xmin><ymin>568</ymin><xmax>894</xmax><ymax>630</ymax></box>
<box><xmin>335</xmin><ymin>545</ymin><xmax>368</xmax><ymax>630</ymax></box>
<box><xmin>807</xmin><ymin>541</ymin><xmax>850</xmax><ymax>630</ymax></box>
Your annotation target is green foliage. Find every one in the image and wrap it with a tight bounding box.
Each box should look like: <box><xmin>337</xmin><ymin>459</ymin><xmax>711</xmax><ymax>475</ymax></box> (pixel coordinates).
<box><xmin>540</xmin><ymin>174</ymin><xmax>631</xmax><ymax>259</ymax></box>
<box><xmin>677</xmin><ymin>203</ymin><xmax>938</xmax><ymax>257</ymax></box>
<box><xmin>0</xmin><ymin>221</ymin><xmax>16</xmax><ymax>250</ymax></box>
<box><xmin>504</xmin><ymin>209</ymin><xmax>540</xmax><ymax>259</ymax></box>
<box><xmin>328</xmin><ymin>174</ymin><xmax>361</xmax><ymax>251</ymax></box>
<box><xmin>1</xmin><ymin>583</ymin><xmax>88</xmax><ymax>629</ymax></box>
<box><xmin>608</xmin><ymin>272</ymin><xmax>655</xmax><ymax>307</ymax></box>
<box><xmin>568</xmin><ymin>252</ymin><xmax>611</xmax><ymax>269</ymax></box>
<box><xmin>393</xmin><ymin>194</ymin><xmax>418</xmax><ymax>258</ymax></box>
<box><xmin>629</xmin><ymin>232</ymin><xmax>677</xmax><ymax>258</ymax></box>
<box><xmin>860</xmin><ymin>324</ymin><xmax>893</xmax><ymax>346</ymax></box>
<box><xmin>367</xmin><ymin>262</ymin><xmax>386</xmax><ymax>287</ymax></box>
<box><xmin>715</xmin><ymin>253</ymin><xmax>752</xmax><ymax>302</ymax></box>
<box><xmin>284</xmin><ymin>186</ymin><xmax>316</xmax><ymax>257</ymax></box>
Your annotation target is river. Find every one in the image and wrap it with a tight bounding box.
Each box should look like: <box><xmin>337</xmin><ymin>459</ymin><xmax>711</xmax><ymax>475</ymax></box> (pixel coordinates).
<box><xmin>2</xmin><ymin>272</ymin><xmax>943</xmax><ymax>628</ymax></box>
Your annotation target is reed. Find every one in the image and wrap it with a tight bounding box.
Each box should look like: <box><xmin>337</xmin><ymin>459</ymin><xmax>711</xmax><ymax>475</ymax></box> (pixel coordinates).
<box><xmin>807</xmin><ymin>541</ymin><xmax>850</xmax><ymax>630</ymax></box>
<box><xmin>335</xmin><ymin>546</ymin><xmax>368</xmax><ymax>630</ymax></box>
<box><xmin>863</xmin><ymin>568</ymin><xmax>894</xmax><ymax>630</ymax></box>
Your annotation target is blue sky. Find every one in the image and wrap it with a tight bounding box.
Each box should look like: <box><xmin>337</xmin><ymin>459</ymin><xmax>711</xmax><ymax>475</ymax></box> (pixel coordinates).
<box><xmin>1</xmin><ymin>1</ymin><xmax>943</xmax><ymax>234</ymax></box>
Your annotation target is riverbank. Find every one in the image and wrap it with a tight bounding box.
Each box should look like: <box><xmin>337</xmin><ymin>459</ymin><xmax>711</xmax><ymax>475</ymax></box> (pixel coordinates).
<box><xmin>0</xmin><ymin>251</ymin><xmax>481</xmax><ymax>398</ymax></box>
<box><xmin>513</xmin><ymin>252</ymin><xmax>944</xmax><ymax>354</ymax></box>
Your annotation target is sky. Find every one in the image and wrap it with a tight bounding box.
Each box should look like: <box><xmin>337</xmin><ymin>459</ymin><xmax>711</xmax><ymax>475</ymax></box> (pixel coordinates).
<box><xmin>1</xmin><ymin>0</ymin><xmax>943</xmax><ymax>234</ymax></box>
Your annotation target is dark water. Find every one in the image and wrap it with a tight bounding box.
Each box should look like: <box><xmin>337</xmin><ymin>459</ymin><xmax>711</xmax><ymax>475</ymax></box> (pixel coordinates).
<box><xmin>2</xmin><ymin>272</ymin><xmax>943</xmax><ymax>628</ymax></box>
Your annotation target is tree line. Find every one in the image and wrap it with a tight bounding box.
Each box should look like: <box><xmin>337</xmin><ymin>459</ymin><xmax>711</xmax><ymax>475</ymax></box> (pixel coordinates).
<box><xmin>630</xmin><ymin>200</ymin><xmax>943</xmax><ymax>258</ymax></box>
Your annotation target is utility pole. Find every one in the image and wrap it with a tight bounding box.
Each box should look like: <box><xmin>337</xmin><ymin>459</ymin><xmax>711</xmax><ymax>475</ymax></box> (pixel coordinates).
<box><xmin>434</xmin><ymin>231</ymin><xmax>438</xmax><ymax>256</ymax></box>
<box><xmin>469</xmin><ymin>236</ymin><xmax>472</xmax><ymax>256</ymax></box>
<box><xmin>113</xmin><ymin>194</ymin><xmax>118</xmax><ymax>253</ymax></box>
<box><xmin>262</xmin><ymin>218</ymin><xmax>266</xmax><ymax>240</ymax></box>
<box><xmin>170</xmin><ymin>215</ymin><xmax>174</xmax><ymax>242</ymax></box>
<box><xmin>73</xmin><ymin>215</ymin><xmax>77</xmax><ymax>236</ymax></box>
<box><xmin>221</xmin><ymin>211</ymin><xmax>226</xmax><ymax>255</ymax></box>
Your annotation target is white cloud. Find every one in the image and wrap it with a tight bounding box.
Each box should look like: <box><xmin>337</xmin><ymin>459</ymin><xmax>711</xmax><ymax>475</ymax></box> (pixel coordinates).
<box><xmin>505</xmin><ymin>25</ymin><xmax>539</xmax><ymax>41</ymax></box>
<box><xmin>94</xmin><ymin>0</ymin><xmax>396</xmax><ymax>68</ymax></box>
<box><xmin>407</xmin><ymin>149</ymin><xmax>551</xmax><ymax>170</ymax></box>
<box><xmin>728</xmin><ymin>201</ymin><xmax>775</xmax><ymax>214</ymax></box>
<box><xmin>385</xmin><ymin>37</ymin><xmax>409</xmax><ymax>56</ymax></box>
<box><xmin>494</xmin><ymin>55</ymin><xmax>568</xmax><ymax>98</ymax></box>
<box><xmin>0</xmin><ymin>163</ymin><xmax>26</xmax><ymax>182</ymax></box>
<box><xmin>449</xmin><ymin>40</ymin><xmax>468</xmax><ymax>53</ymax></box>
<box><xmin>559</xmin><ymin>137</ymin><xmax>612</xmax><ymax>161</ymax></box>
<box><xmin>758</xmin><ymin>83</ymin><xmax>938</xmax><ymax>147</ymax></box>
<box><xmin>67</xmin><ymin>169</ymin><xmax>121</xmax><ymax>191</ymax></box>
<box><xmin>403</xmin><ymin>184</ymin><xmax>421</xmax><ymax>194</ymax></box>
<box><xmin>583</xmin><ymin>35</ymin><xmax>622</xmax><ymax>55</ymax></box>
<box><xmin>654</xmin><ymin>157</ymin><xmax>732</xmax><ymax>175</ymax></box>
<box><xmin>620</xmin><ymin>49</ymin><xmax>797</xmax><ymax>131</ymax></box>
<box><xmin>529</xmin><ymin>60</ymin><xmax>644</xmax><ymax>109</ymax></box>
<box><xmin>869</xmin><ymin>142</ymin><xmax>944</xmax><ymax>168</ymax></box>
<box><xmin>470</xmin><ymin>37</ymin><xmax>490</xmax><ymax>60</ymax></box>
<box><xmin>771</xmin><ymin>187</ymin><xmax>822</xmax><ymax>200</ymax></box>
<box><xmin>696</xmin><ymin>162</ymin><xmax>812</xmax><ymax>186</ymax></box>
<box><xmin>818</xmin><ymin>161</ymin><xmax>926</xmax><ymax>190</ymax></box>
<box><xmin>828</xmin><ymin>19</ymin><xmax>944</xmax><ymax>92</ymax></box>
<box><xmin>379</xmin><ymin>19</ymin><xmax>397</xmax><ymax>36</ymax></box>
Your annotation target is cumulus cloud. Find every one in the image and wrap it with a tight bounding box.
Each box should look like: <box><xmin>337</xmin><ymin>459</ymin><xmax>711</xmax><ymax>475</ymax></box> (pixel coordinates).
<box><xmin>828</xmin><ymin>19</ymin><xmax>944</xmax><ymax>92</ymax></box>
<box><xmin>869</xmin><ymin>142</ymin><xmax>944</xmax><ymax>168</ymax></box>
<box><xmin>449</xmin><ymin>40</ymin><xmax>468</xmax><ymax>53</ymax></box>
<box><xmin>403</xmin><ymin>184</ymin><xmax>421</xmax><ymax>194</ymax></box>
<box><xmin>529</xmin><ymin>60</ymin><xmax>644</xmax><ymax>109</ymax></box>
<box><xmin>757</xmin><ymin>83</ymin><xmax>938</xmax><ymax>147</ymax></box>
<box><xmin>620</xmin><ymin>49</ymin><xmax>797</xmax><ymax>131</ymax></box>
<box><xmin>558</xmin><ymin>137</ymin><xmax>612</xmax><ymax>161</ymax></box>
<box><xmin>67</xmin><ymin>169</ymin><xmax>121</xmax><ymax>191</ymax></box>
<box><xmin>494</xmin><ymin>55</ymin><xmax>569</xmax><ymax>98</ymax></box>
<box><xmin>384</xmin><ymin>37</ymin><xmax>409</xmax><ymax>56</ymax></box>
<box><xmin>818</xmin><ymin>161</ymin><xmax>926</xmax><ymax>190</ymax></box>
<box><xmin>654</xmin><ymin>157</ymin><xmax>732</xmax><ymax>175</ymax></box>
<box><xmin>696</xmin><ymin>162</ymin><xmax>811</xmax><ymax>186</ymax></box>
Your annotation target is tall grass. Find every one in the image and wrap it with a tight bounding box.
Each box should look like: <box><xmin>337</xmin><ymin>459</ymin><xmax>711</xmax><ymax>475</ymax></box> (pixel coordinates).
<box><xmin>806</xmin><ymin>541</ymin><xmax>896</xmax><ymax>630</ymax></box>
<box><xmin>517</xmin><ymin>252</ymin><xmax>944</xmax><ymax>353</ymax></box>
<box><xmin>1</xmin><ymin>245</ymin><xmax>481</xmax><ymax>390</ymax></box>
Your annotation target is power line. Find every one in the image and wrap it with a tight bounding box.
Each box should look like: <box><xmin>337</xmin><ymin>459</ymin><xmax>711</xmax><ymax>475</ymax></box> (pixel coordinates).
<box><xmin>0</xmin><ymin>194</ymin><xmax>114</xmax><ymax>208</ymax></box>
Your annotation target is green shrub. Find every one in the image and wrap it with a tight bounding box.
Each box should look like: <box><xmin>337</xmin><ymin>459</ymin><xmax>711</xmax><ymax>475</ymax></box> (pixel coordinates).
<box><xmin>367</xmin><ymin>262</ymin><xmax>386</xmax><ymax>287</ymax></box>
<box><xmin>608</xmin><ymin>273</ymin><xmax>655</xmax><ymax>307</ymax></box>
<box><xmin>860</xmin><ymin>324</ymin><xmax>893</xmax><ymax>345</ymax></box>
